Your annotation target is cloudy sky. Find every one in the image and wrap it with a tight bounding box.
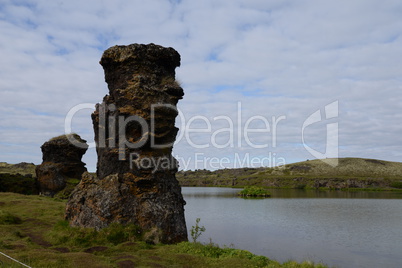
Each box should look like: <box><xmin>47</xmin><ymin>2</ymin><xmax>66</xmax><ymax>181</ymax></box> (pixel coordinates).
<box><xmin>1</xmin><ymin>0</ymin><xmax>401</xmax><ymax>171</ymax></box>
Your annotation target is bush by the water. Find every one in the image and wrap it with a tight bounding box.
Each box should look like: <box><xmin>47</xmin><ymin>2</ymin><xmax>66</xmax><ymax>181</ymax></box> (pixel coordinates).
<box><xmin>390</xmin><ymin>181</ymin><xmax>402</xmax><ymax>189</ymax></box>
<box><xmin>239</xmin><ymin>186</ymin><xmax>271</xmax><ymax>197</ymax></box>
<box><xmin>190</xmin><ymin>218</ymin><xmax>206</xmax><ymax>243</ymax></box>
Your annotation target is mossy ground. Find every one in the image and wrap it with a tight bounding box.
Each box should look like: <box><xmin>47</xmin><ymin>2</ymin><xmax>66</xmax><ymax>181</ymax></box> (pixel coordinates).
<box><xmin>0</xmin><ymin>192</ymin><xmax>328</xmax><ymax>268</ymax></box>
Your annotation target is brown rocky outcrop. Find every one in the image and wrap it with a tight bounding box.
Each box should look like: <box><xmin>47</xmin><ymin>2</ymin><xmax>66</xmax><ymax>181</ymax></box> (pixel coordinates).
<box><xmin>65</xmin><ymin>44</ymin><xmax>187</xmax><ymax>244</ymax></box>
<box><xmin>35</xmin><ymin>134</ymin><xmax>88</xmax><ymax>197</ymax></box>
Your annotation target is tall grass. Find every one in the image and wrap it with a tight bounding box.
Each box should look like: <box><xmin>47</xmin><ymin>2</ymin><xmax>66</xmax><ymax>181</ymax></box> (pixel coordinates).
<box><xmin>0</xmin><ymin>211</ymin><xmax>22</xmax><ymax>225</ymax></box>
<box><xmin>48</xmin><ymin>220</ymin><xmax>142</xmax><ymax>248</ymax></box>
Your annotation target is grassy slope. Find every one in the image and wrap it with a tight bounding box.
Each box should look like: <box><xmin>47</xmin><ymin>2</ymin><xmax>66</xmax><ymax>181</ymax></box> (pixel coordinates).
<box><xmin>0</xmin><ymin>162</ymin><xmax>36</xmax><ymax>176</ymax></box>
<box><xmin>0</xmin><ymin>163</ymin><xmax>38</xmax><ymax>195</ymax></box>
<box><xmin>277</xmin><ymin>158</ymin><xmax>402</xmax><ymax>178</ymax></box>
<box><xmin>0</xmin><ymin>193</ymin><xmax>327</xmax><ymax>268</ymax></box>
<box><xmin>177</xmin><ymin>158</ymin><xmax>402</xmax><ymax>190</ymax></box>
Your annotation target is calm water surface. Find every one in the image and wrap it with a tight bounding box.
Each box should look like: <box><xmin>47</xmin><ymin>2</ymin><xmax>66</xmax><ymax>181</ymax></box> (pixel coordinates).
<box><xmin>182</xmin><ymin>187</ymin><xmax>402</xmax><ymax>268</ymax></box>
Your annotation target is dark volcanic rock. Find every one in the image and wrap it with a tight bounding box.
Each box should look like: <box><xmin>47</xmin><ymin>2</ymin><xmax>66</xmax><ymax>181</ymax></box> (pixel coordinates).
<box><xmin>93</xmin><ymin>43</ymin><xmax>183</xmax><ymax>179</ymax></box>
<box><xmin>35</xmin><ymin>134</ymin><xmax>88</xmax><ymax>197</ymax></box>
<box><xmin>65</xmin><ymin>43</ymin><xmax>187</xmax><ymax>244</ymax></box>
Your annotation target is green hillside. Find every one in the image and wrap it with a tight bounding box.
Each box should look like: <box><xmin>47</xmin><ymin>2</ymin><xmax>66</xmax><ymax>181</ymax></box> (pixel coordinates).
<box><xmin>177</xmin><ymin>158</ymin><xmax>402</xmax><ymax>190</ymax></box>
<box><xmin>2</xmin><ymin>158</ymin><xmax>402</xmax><ymax>194</ymax></box>
<box><xmin>0</xmin><ymin>162</ymin><xmax>36</xmax><ymax>176</ymax></box>
<box><xmin>0</xmin><ymin>163</ymin><xmax>38</xmax><ymax>195</ymax></box>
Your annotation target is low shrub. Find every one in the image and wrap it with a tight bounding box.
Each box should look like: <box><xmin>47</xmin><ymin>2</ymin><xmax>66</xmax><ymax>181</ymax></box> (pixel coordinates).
<box><xmin>239</xmin><ymin>186</ymin><xmax>271</xmax><ymax>197</ymax></box>
<box><xmin>190</xmin><ymin>218</ymin><xmax>205</xmax><ymax>243</ymax></box>
<box><xmin>390</xmin><ymin>181</ymin><xmax>402</xmax><ymax>189</ymax></box>
<box><xmin>295</xmin><ymin>184</ymin><xmax>307</xmax><ymax>190</ymax></box>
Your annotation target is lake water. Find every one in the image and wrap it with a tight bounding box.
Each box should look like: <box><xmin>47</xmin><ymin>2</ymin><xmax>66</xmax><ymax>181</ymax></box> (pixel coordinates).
<box><xmin>182</xmin><ymin>187</ymin><xmax>402</xmax><ymax>268</ymax></box>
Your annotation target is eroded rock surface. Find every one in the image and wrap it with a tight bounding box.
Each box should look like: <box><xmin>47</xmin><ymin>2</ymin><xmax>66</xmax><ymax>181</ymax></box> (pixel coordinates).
<box><xmin>65</xmin><ymin>44</ymin><xmax>187</xmax><ymax>244</ymax></box>
<box><xmin>35</xmin><ymin>134</ymin><xmax>88</xmax><ymax>197</ymax></box>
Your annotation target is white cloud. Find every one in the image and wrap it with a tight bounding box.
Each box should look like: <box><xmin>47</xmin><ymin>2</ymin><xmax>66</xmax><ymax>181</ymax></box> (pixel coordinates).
<box><xmin>0</xmin><ymin>0</ymin><xmax>401</xmax><ymax>171</ymax></box>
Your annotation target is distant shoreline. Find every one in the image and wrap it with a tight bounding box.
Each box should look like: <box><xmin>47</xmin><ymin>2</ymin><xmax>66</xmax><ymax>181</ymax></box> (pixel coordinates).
<box><xmin>177</xmin><ymin>157</ymin><xmax>402</xmax><ymax>192</ymax></box>
<box><xmin>1</xmin><ymin>158</ymin><xmax>402</xmax><ymax>195</ymax></box>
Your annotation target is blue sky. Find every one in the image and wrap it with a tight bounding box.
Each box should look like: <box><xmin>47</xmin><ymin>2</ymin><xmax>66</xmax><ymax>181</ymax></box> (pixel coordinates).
<box><xmin>1</xmin><ymin>0</ymin><xmax>401</xmax><ymax>171</ymax></box>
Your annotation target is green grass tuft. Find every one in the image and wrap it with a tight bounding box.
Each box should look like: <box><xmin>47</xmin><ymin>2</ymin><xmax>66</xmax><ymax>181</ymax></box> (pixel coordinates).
<box><xmin>239</xmin><ymin>186</ymin><xmax>271</xmax><ymax>197</ymax></box>
<box><xmin>0</xmin><ymin>211</ymin><xmax>22</xmax><ymax>225</ymax></box>
<box><xmin>48</xmin><ymin>221</ymin><xmax>143</xmax><ymax>248</ymax></box>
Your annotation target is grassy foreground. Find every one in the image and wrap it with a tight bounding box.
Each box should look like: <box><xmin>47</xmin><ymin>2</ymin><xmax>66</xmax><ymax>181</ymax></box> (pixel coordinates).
<box><xmin>0</xmin><ymin>193</ymin><xmax>328</xmax><ymax>268</ymax></box>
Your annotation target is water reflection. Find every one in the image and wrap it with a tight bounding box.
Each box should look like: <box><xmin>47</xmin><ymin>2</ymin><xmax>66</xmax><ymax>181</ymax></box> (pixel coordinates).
<box><xmin>183</xmin><ymin>187</ymin><xmax>402</xmax><ymax>268</ymax></box>
<box><xmin>182</xmin><ymin>187</ymin><xmax>402</xmax><ymax>199</ymax></box>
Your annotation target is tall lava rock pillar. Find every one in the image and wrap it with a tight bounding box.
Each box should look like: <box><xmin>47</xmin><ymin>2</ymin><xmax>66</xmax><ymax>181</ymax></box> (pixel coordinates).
<box><xmin>65</xmin><ymin>44</ymin><xmax>187</xmax><ymax>244</ymax></box>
